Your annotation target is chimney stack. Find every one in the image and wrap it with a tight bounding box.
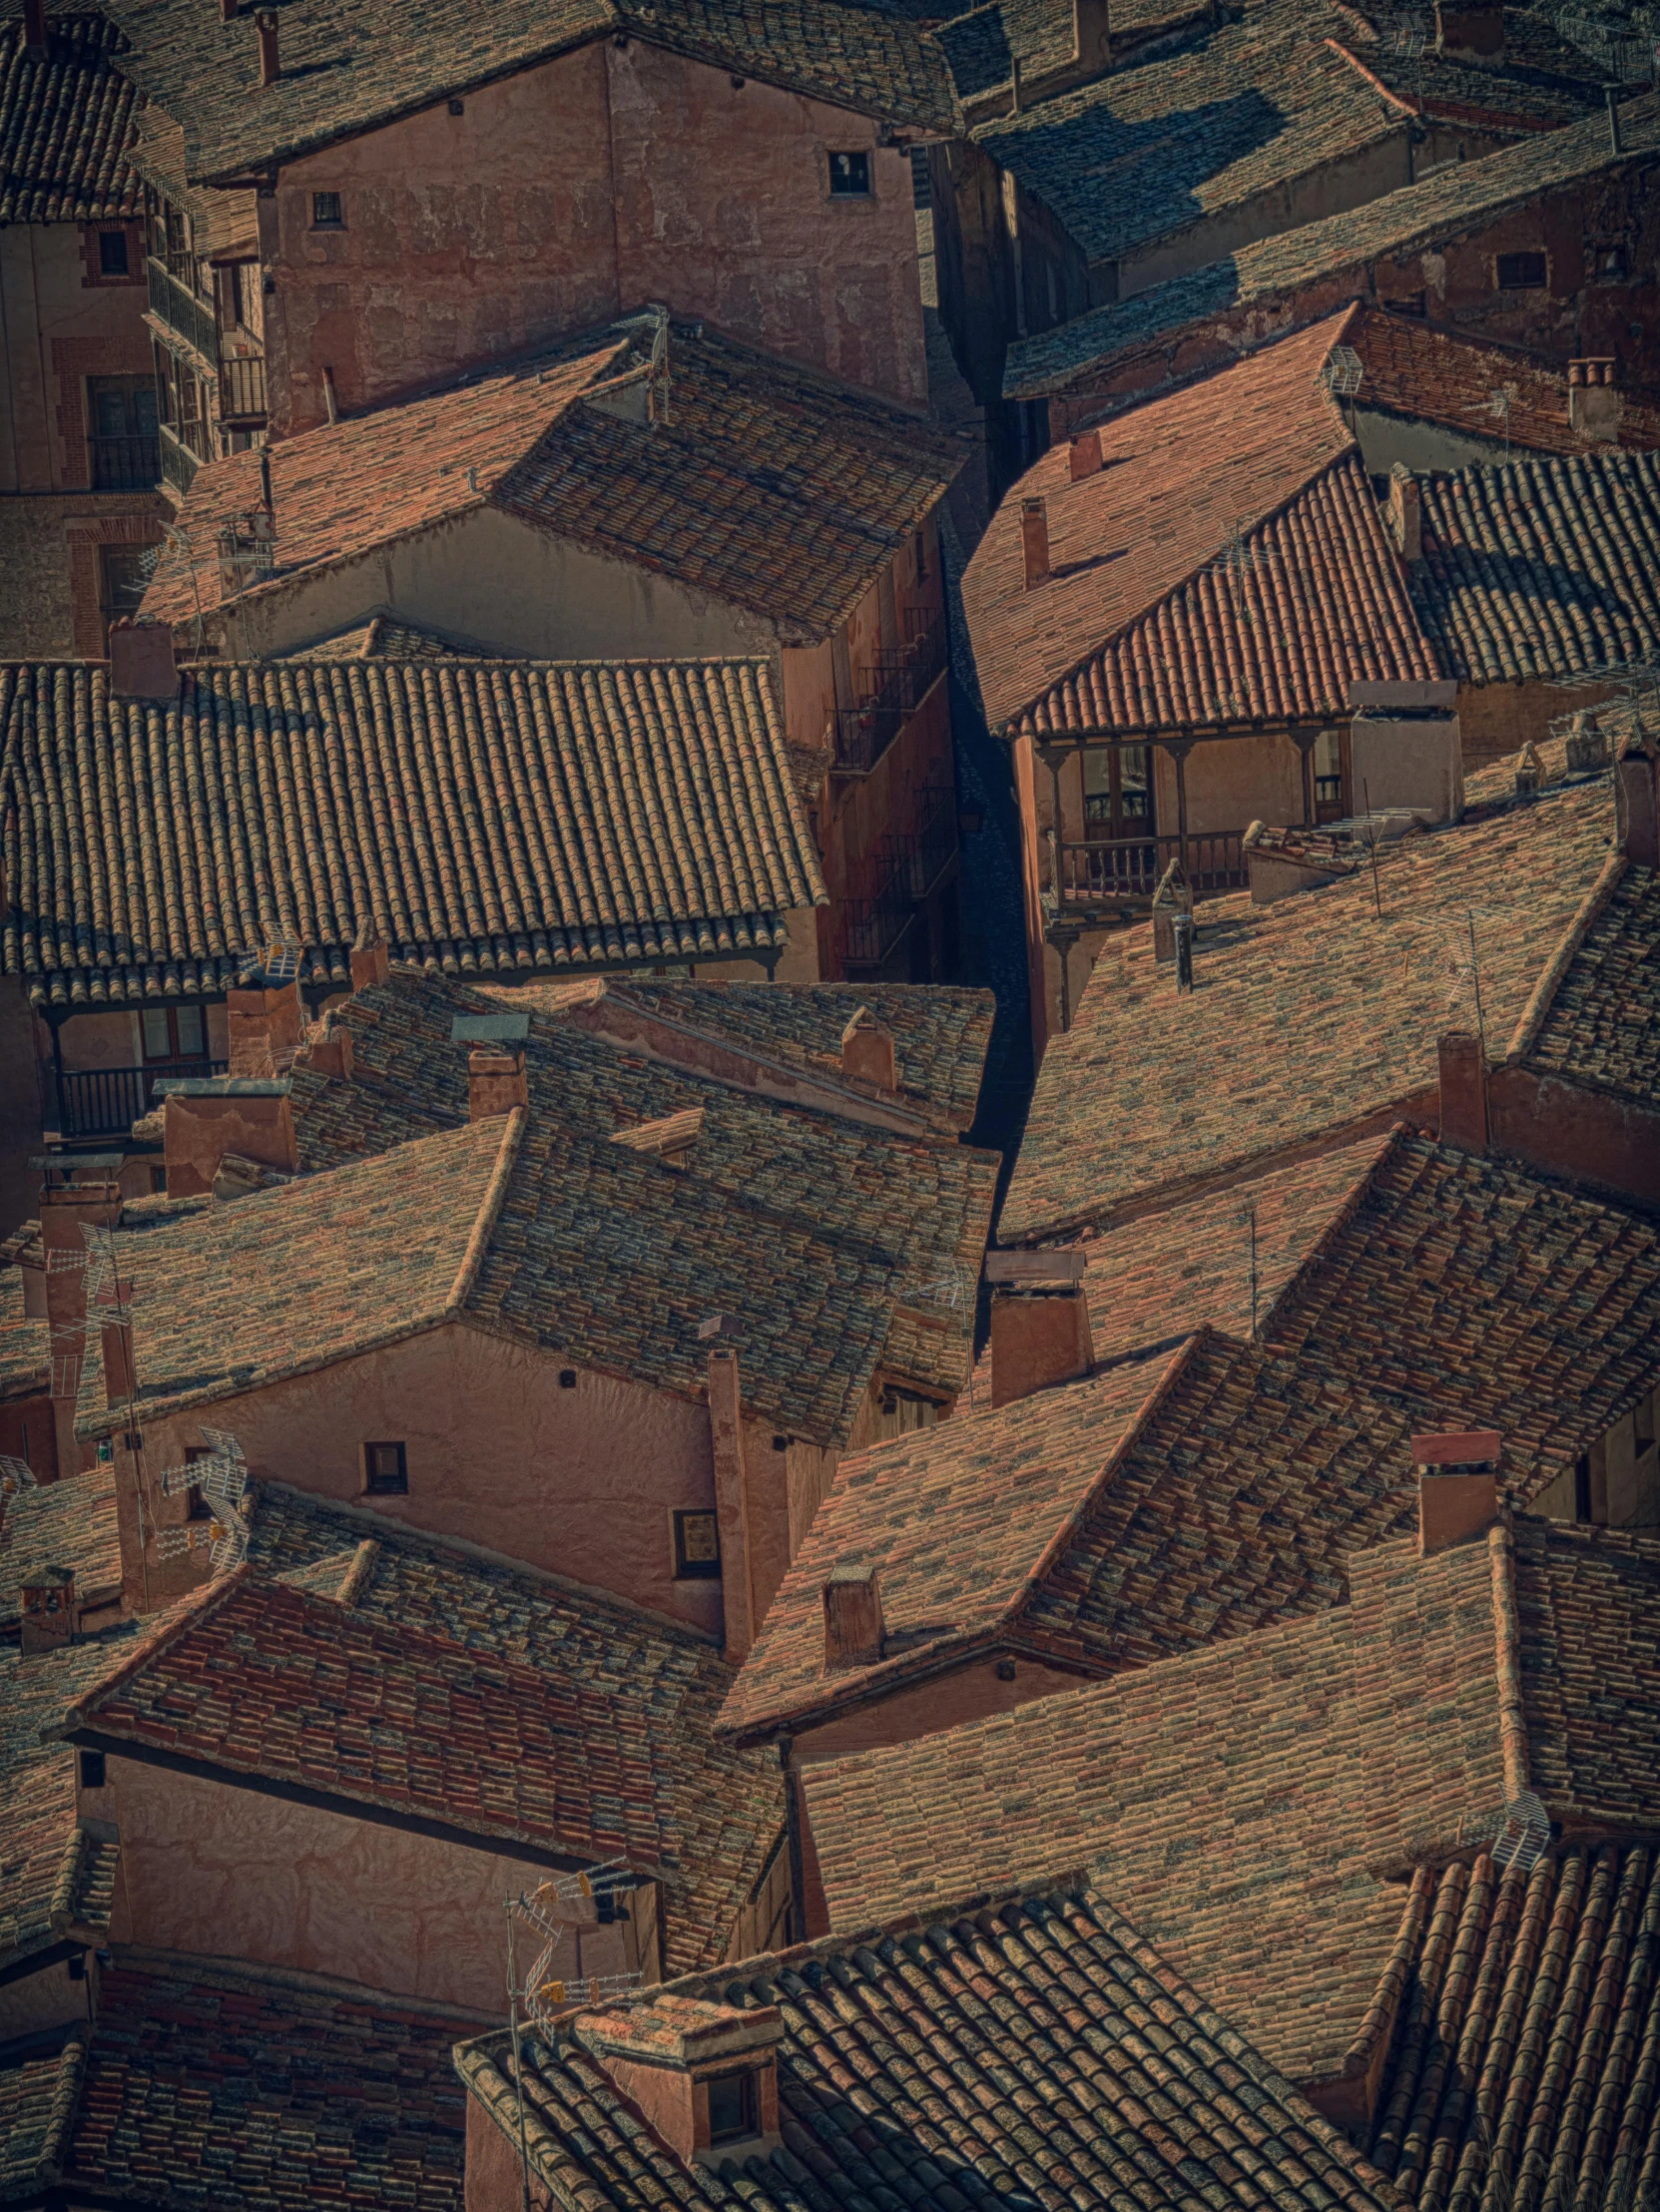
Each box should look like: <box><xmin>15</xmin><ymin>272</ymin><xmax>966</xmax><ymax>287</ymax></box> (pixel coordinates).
<box><xmin>349</xmin><ymin>928</ymin><xmax>390</xmax><ymax>993</ymax></box>
<box><xmin>227</xmin><ymin>974</ymin><xmax>304</xmax><ymax>1077</ymax></box>
<box><xmin>256</xmin><ymin>7</ymin><xmax>279</xmax><ymax>82</ymax></box>
<box><xmin>39</xmin><ymin>1175</ymin><xmax>124</xmax><ymax>1475</ymax></box>
<box><xmin>1513</xmin><ymin>738</ymin><xmax>1543</xmax><ymax>800</ymax></box>
<box><xmin>1072</xmin><ymin>0</ymin><xmax>1111</xmax><ymax>74</ymax></box>
<box><xmin>1020</xmin><ymin>496</ymin><xmax>1050</xmax><ymax>590</ymax></box>
<box><xmin>20</xmin><ymin>1567</ymin><xmax>78</xmax><ymax>1654</ymax></box>
<box><xmin>1413</xmin><ymin>1431</ymin><xmax>1501</xmax><ymax>1557</ymax></box>
<box><xmin>160</xmin><ymin>1076</ymin><xmax>298</xmax><ymax>1198</ymax></box>
<box><xmin>1068</xmin><ymin>427</ymin><xmax>1103</xmax><ymax>482</ymax></box>
<box><xmin>823</xmin><ymin>1564</ymin><xmax>883</xmax><ymax>1669</ymax></box>
<box><xmin>22</xmin><ymin>0</ymin><xmax>47</xmax><ymax>56</ymax></box>
<box><xmin>1387</xmin><ymin>465</ymin><xmax>1422</xmax><ymax>563</ymax></box>
<box><xmin>450</xmin><ymin>1012</ymin><xmax>531</xmax><ymax>1118</ymax></box>
<box><xmin>1150</xmin><ymin>856</ymin><xmax>1193</xmax><ymax>963</ymax></box>
<box><xmin>109</xmin><ymin>620</ymin><xmax>178</xmax><ymax>702</ymax></box>
<box><xmin>1617</xmin><ymin>735</ymin><xmax>1659</xmax><ymax>866</ymax></box>
<box><xmin>1433</xmin><ymin>1</ymin><xmax>1503</xmax><ymax>59</ymax></box>
<box><xmin>1563</xmin><ymin>710</ymin><xmax>1607</xmax><ymax>774</ymax></box>
<box><xmin>985</xmin><ymin>1250</ymin><xmax>1093</xmax><ymax>1407</ymax></box>
<box><xmin>840</xmin><ymin>1006</ymin><xmax>896</xmax><ymax>1093</ymax></box>
<box><xmin>700</xmin><ymin>1316</ymin><xmax>758</xmax><ymax>1662</ymax></box>
<box><xmin>1437</xmin><ymin>1030</ymin><xmax>1487</xmax><ymax>1154</ymax></box>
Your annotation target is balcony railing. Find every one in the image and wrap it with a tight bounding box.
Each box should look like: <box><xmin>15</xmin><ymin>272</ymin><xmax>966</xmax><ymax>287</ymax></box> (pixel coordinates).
<box><xmin>1055</xmin><ymin>830</ymin><xmax>1247</xmax><ymax>906</ymax></box>
<box><xmin>55</xmin><ymin>1058</ymin><xmax>226</xmax><ymax>1141</ymax></box>
<box><xmin>158</xmin><ymin>420</ymin><xmax>201</xmax><ymax>497</ymax></box>
<box><xmin>220</xmin><ymin>353</ymin><xmax>268</xmax><ymax>422</ymax></box>
<box><xmin>148</xmin><ymin>255</ymin><xmax>219</xmax><ymax>365</ymax></box>
<box><xmin>839</xmin><ymin>783</ymin><xmax>958</xmax><ymax>971</ymax></box>
<box><xmin>831</xmin><ymin>609</ymin><xmax>948</xmax><ymax>777</ymax></box>
<box><xmin>91</xmin><ymin>434</ymin><xmax>162</xmax><ymax>491</ymax></box>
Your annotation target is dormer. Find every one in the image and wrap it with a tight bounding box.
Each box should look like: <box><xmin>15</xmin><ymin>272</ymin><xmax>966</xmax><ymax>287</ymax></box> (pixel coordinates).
<box><xmin>579</xmin><ymin>1994</ymin><xmax>784</xmax><ymax>2169</ymax></box>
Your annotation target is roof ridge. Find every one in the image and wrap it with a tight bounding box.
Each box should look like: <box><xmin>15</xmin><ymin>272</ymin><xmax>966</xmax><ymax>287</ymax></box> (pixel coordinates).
<box><xmin>447</xmin><ymin>1105</ymin><xmax>526</xmax><ymax>1316</ymax></box>
<box><xmin>1504</xmin><ymin>849</ymin><xmax>1628</xmax><ymax>1065</ymax></box>
<box><xmin>1324</xmin><ymin>32</ymin><xmax>1419</xmax><ymax>120</ymax></box>
<box><xmin>1488</xmin><ymin>1519</ymin><xmax>1531</xmax><ymax>1803</ymax></box>
<box><xmin>47</xmin><ymin>1564</ymin><xmax>254</xmax><ymax>1735</ymax></box>
<box><xmin>1257</xmin><ymin>1121</ymin><xmax>1412</xmax><ymax>1338</ymax></box>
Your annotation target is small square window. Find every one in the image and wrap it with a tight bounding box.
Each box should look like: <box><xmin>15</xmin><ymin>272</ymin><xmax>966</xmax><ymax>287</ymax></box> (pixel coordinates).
<box><xmin>1495</xmin><ymin>251</ymin><xmax>1547</xmax><ymax>291</ymax></box>
<box><xmin>184</xmin><ymin>1442</ymin><xmax>216</xmax><ymax>1520</ymax></box>
<box><xmin>828</xmin><ymin>151</ymin><xmax>870</xmax><ymax>198</ymax></box>
<box><xmin>707</xmin><ymin>2070</ymin><xmax>757</xmax><ymax>2144</ymax></box>
<box><xmin>364</xmin><ymin>1440</ymin><xmax>407</xmax><ymax>1495</ymax></box>
<box><xmin>99</xmin><ymin>230</ymin><xmax>130</xmax><ymax>276</ymax></box>
<box><xmin>311</xmin><ymin>191</ymin><xmax>344</xmax><ymax>229</ymax></box>
<box><xmin>673</xmin><ymin>1508</ymin><xmax>722</xmax><ymax>1579</ymax></box>
<box><xmin>1598</xmin><ymin>246</ymin><xmax>1631</xmax><ymax>283</ymax></box>
<box><xmin>559</xmin><ymin>1369</ymin><xmax>578</xmax><ymax>1389</ymax></box>
<box><xmin>79</xmin><ymin>1750</ymin><xmax>107</xmax><ymax>1790</ymax></box>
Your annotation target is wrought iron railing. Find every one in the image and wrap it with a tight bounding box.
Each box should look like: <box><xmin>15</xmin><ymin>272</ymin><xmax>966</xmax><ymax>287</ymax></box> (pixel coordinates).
<box><xmin>159</xmin><ymin>421</ymin><xmax>201</xmax><ymax>496</ymax></box>
<box><xmin>839</xmin><ymin>784</ymin><xmax>958</xmax><ymax>970</ymax></box>
<box><xmin>56</xmin><ymin>1058</ymin><xmax>227</xmax><ymax>1141</ymax></box>
<box><xmin>90</xmin><ymin>434</ymin><xmax>161</xmax><ymax>491</ymax></box>
<box><xmin>219</xmin><ymin>353</ymin><xmax>268</xmax><ymax>422</ymax></box>
<box><xmin>147</xmin><ymin>256</ymin><xmax>219</xmax><ymax>365</ymax></box>
<box><xmin>1055</xmin><ymin>830</ymin><xmax>1246</xmax><ymax>905</ymax></box>
<box><xmin>831</xmin><ymin>610</ymin><xmax>948</xmax><ymax>776</ymax></box>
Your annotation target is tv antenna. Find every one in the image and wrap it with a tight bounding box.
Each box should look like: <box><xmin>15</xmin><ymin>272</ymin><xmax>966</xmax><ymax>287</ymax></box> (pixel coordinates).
<box><xmin>0</xmin><ymin>1454</ymin><xmax>38</xmax><ymax>1499</ymax></box>
<box><xmin>1212</xmin><ymin>519</ymin><xmax>1274</xmax><ymax>629</ymax></box>
<box><xmin>1473</xmin><ymin>1790</ymin><xmax>1552</xmax><ymax>1876</ymax></box>
<box><xmin>155</xmin><ymin>1427</ymin><xmax>252</xmax><ymax>1573</ymax></box>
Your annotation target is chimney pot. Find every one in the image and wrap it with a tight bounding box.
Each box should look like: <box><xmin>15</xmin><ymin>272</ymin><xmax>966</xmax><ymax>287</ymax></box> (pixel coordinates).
<box><xmin>1436</xmin><ymin>1030</ymin><xmax>1488</xmax><ymax>1154</ymax></box>
<box><xmin>1413</xmin><ymin>1430</ymin><xmax>1501</xmax><ymax>1556</ymax></box>
<box><xmin>823</xmin><ymin>1564</ymin><xmax>884</xmax><ymax>1669</ymax></box>
<box><xmin>989</xmin><ymin>1279</ymin><xmax>1094</xmax><ymax>1407</ymax></box>
<box><xmin>1513</xmin><ymin>737</ymin><xmax>1543</xmax><ymax>800</ymax></box>
<box><xmin>1388</xmin><ymin>464</ymin><xmax>1422</xmax><ymax>563</ymax></box>
<box><xmin>467</xmin><ymin>1045</ymin><xmax>528</xmax><ymax>1120</ymax></box>
<box><xmin>1020</xmin><ymin>496</ymin><xmax>1050</xmax><ymax>590</ymax></box>
<box><xmin>109</xmin><ymin>620</ymin><xmax>178</xmax><ymax>702</ymax></box>
<box><xmin>20</xmin><ymin>1566</ymin><xmax>78</xmax><ymax>1653</ymax></box>
<box><xmin>1150</xmin><ymin>856</ymin><xmax>1193</xmax><ymax>962</ymax></box>
<box><xmin>256</xmin><ymin>7</ymin><xmax>278</xmax><ymax>81</ymax></box>
<box><xmin>1068</xmin><ymin>428</ymin><xmax>1103</xmax><ymax>482</ymax></box>
<box><xmin>840</xmin><ymin>1006</ymin><xmax>896</xmax><ymax>1093</ymax></box>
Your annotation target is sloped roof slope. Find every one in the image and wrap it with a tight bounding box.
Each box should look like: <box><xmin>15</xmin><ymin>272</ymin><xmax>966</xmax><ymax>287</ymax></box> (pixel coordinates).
<box><xmin>0</xmin><ymin>1464</ymin><xmax>122</xmax><ymax>1627</ymax></box>
<box><xmin>456</xmin><ymin>1870</ymin><xmax>1397</xmax><ymax>2212</ymax></box>
<box><xmin>963</xmin><ymin>310</ymin><xmax>1433</xmax><ymax>733</ymax></box>
<box><xmin>1526</xmin><ymin>862</ymin><xmax>1660</xmax><ymax>1108</ymax></box>
<box><xmin>0</xmin><ymin>11</ymin><xmax>139</xmax><ymax>223</ymax></box>
<box><xmin>0</xmin><ymin>1263</ymin><xmax>47</xmax><ymax>1397</ymax></box>
<box><xmin>0</xmin><ymin>653</ymin><xmax>826</xmax><ymax>1010</ymax></box>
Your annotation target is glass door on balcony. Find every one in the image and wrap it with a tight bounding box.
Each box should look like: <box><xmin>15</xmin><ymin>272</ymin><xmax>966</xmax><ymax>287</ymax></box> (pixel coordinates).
<box><xmin>1082</xmin><ymin>745</ymin><xmax>1154</xmax><ymax>842</ymax></box>
<box><xmin>142</xmin><ymin>1005</ymin><xmax>207</xmax><ymax>1063</ymax></box>
<box><xmin>88</xmin><ymin>377</ymin><xmax>161</xmax><ymax>490</ymax></box>
<box><xmin>1314</xmin><ymin>729</ymin><xmax>1347</xmax><ymax>825</ymax></box>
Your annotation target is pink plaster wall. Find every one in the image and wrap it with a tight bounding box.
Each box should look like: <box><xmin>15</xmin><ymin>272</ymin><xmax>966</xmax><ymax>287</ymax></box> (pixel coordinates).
<box><xmin>106</xmin><ymin>1754</ymin><xmax>639</xmax><ymax>2012</ymax></box>
<box><xmin>266</xmin><ymin>40</ymin><xmax>925</xmax><ymax>434</ymax></box>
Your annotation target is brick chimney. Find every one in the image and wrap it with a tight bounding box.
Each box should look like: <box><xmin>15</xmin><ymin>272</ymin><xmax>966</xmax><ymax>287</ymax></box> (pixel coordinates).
<box><xmin>580</xmin><ymin>1997</ymin><xmax>784</xmax><ymax>2169</ymax></box>
<box><xmin>985</xmin><ymin>1250</ymin><xmax>1093</xmax><ymax>1407</ymax></box>
<box><xmin>1072</xmin><ymin>0</ymin><xmax>1111</xmax><ymax>73</ymax></box>
<box><xmin>1618</xmin><ymin>736</ymin><xmax>1659</xmax><ymax>866</ymax></box>
<box><xmin>228</xmin><ymin>975</ymin><xmax>304</xmax><ymax>1077</ymax></box>
<box><xmin>108</xmin><ymin>620</ymin><xmax>178</xmax><ymax>702</ymax></box>
<box><xmin>1434</xmin><ymin>0</ymin><xmax>1502</xmax><ymax>58</ymax></box>
<box><xmin>468</xmin><ymin>1047</ymin><xmax>527</xmax><ymax>1119</ymax></box>
<box><xmin>1069</xmin><ymin>427</ymin><xmax>1103</xmax><ymax>482</ymax></box>
<box><xmin>256</xmin><ymin>7</ymin><xmax>279</xmax><ymax>82</ymax></box>
<box><xmin>1020</xmin><ymin>496</ymin><xmax>1049</xmax><ymax>590</ymax></box>
<box><xmin>21</xmin><ymin>1567</ymin><xmax>78</xmax><ymax>1654</ymax></box>
<box><xmin>39</xmin><ymin>1176</ymin><xmax>124</xmax><ymax>1474</ymax></box>
<box><xmin>840</xmin><ymin>1006</ymin><xmax>896</xmax><ymax>1092</ymax></box>
<box><xmin>1387</xmin><ymin>466</ymin><xmax>1422</xmax><ymax>563</ymax></box>
<box><xmin>161</xmin><ymin>1077</ymin><xmax>298</xmax><ymax>1199</ymax></box>
<box><xmin>823</xmin><ymin>1564</ymin><xmax>883</xmax><ymax>1669</ymax></box>
<box><xmin>1413</xmin><ymin>1430</ymin><xmax>1501</xmax><ymax>1556</ymax></box>
<box><xmin>349</xmin><ymin>930</ymin><xmax>390</xmax><ymax>993</ymax></box>
<box><xmin>1568</xmin><ymin>357</ymin><xmax>1622</xmax><ymax>440</ymax></box>
<box><xmin>1437</xmin><ymin>1030</ymin><xmax>1487</xmax><ymax>1153</ymax></box>
<box><xmin>701</xmin><ymin>1316</ymin><xmax>757</xmax><ymax>1661</ymax></box>
<box><xmin>295</xmin><ymin>1014</ymin><xmax>353</xmax><ymax>1081</ymax></box>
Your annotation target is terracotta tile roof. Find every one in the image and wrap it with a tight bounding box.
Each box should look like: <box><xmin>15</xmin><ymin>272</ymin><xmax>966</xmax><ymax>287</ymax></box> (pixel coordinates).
<box><xmin>0</xmin><ymin>653</ymin><xmax>826</xmax><ymax>1010</ymax></box>
<box><xmin>1362</xmin><ymin>1841</ymin><xmax>1660</xmax><ymax>2212</ymax></box>
<box><xmin>0</xmin><ymin>2031</ymin><xmax>83</xmax><ymax>2201</ymax></box>
<box><xmin>456</xmin><ymin>1868</ymin><xmax>1397</xmax><ymax>2212</ymax></box>
<box><xmin>0</xmin><ymin>1464</ymin><xmax>122</xmax><ymax>1627</ymax></box>
<box><xmin>1348</xmin><ymin>306</ymin><xmax>1660</xmax><ymax>456</ymax></box>
<box><xmin>720</xmin><ymin>1329</ymin><xmax>1426</xmax><ymax>1741</ymax></box>
<box><xmin>963</xmin><ymin>310</ymin><xmax>1435</xmax><ymax>734</ymax></box>
<box><xmin>798</xmin><ymin>1521</ymin><xmax>1660</xmax><ymax>2087</ymax></box>
<box><xmin>14</xmin><ymin>1950</ymin><xmax>470</xmax><ymax>2209</ymax></box>
<box><xmin>1261</xmin><ymin>1133</ymin><xmax>1660</xmax><ymax>1498</ymax></box>
<box><xmin>974</xmin><ymin>6</ymin><xmax>1410</xmax><ymax>269</ymax></box>
<box><xmin>0</xmin><ymin>11</ymin><xmax>139</xmax><ymax>223</ymax></box>
<box><xmin>241</xmin><ymin>1479</ymin><xmax>786</xmax><ymax>1972</ymax></box>
<box><xmin>147</xmin><ymin>322</ymin><xmax>962</xmax><ymax>644</ymax></box>
<box><xmin>1526</xmin><ymin>862</ymin><xmax>1660</xmax><ymax>1107</ymax></box>
<box><xmin>60</xmin><ymin>1554</ymin><xmax>785</xmax><ymax>1971</ymax></box>
<box><xmin>1000</xmin><ymin>774</ymin><xmax>1616</xmax><ymax>1242</ymax></box>
<box><xmin>1002</xmin><ymin>95</ymin><xmax>1660</xmax><ymax>401</ymax></box>
<box><xmin>1355</xmin><ymin>4</ymin><xmax>1605</xmax><ymax>130</ymax></box>
<box><xmin>105</xmin><ymin>0</ymin><xmax>958</xmax><ymax>187</ymax></box>
<box><xmin>279</xmin><ymin>614</ymin><xmax>499</xmax><ymax>661</ymax></box>
<box><xmin>938</xmin><ymin>0</ymin><xmax>1206</xmax><ymax>98</ymax></box>
<box><xmin>84</xmin><ymin>973</ymin><xmax>998</xmax><ymax>1444</ymax></box>
<box><xmin>0</xmin><ymin>1626</ymin><xmax>140</xmax><ymax>1977</ymax></box>
<box><xmin>0</xmin><ymin>1262</ymin><xmax>47</xmax><ymax>1397</ymax></box>
<box><xmin>1407</xmin><ymin>453</ymin><xmax>1660</xmax><ymax>685</ymax></box>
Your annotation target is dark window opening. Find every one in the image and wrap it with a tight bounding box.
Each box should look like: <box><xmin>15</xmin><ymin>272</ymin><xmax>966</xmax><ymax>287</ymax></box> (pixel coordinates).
<box><xmin>79</xmin><ymin>1750</ymin><xmax>107</xmax><ymax>1790</ymax></box>
<box><xmin>673</xmin><ymin>1508</ymin><xmax>721</xmax><ymax>1579</ymax></box>
<box><xmin>828</xmin><ymin>150</ymin><xmax>870</xmax><ymax>197</ymax></box>
<box><xmin>98</xmin><ymin>544</ymin><xmax>153</xmax><ymax>653</ymax></box>
<box><xmin>183</xmin><ymin>1442</ymin><xmax>216</xmax><ymax>1519</ymax></box>
<box><xmin>98</xmin><ymin>229</ymin><xmax>130</xmax><ymax>276</ymax></box>
<box><xmin>707</xmin><ymin>2070</ymin><xmax>757</xmax><ymax>2143</ymax></box>
<box><xmin>1391</xmin><ymin>289</ymin><xmax>1426</xmax><ymax>317</ymax></box>
<box><xmin>1496</xmin><ymin>251</ymin><xmax>1547</xmax><ymax>290</ymax></box>
<box><xmin>88</xmin><ymin>375</ymin><xmax>159</xmax><ymax>490</ymax></box>
<box><xmin>68</xmin><ymin>1951</ymin><xmax>87</xmax><ymax>1979</ymax></box>
<box><xmin>141</xmin><ymin>1003</ymin><xmax>207</xmax><ymax>1063</ymax></box>
<box><xmin>364</xmin><ymin>1440</ymin><xmax>407</xmax><ymax>1495</ymax></box>
<box><xmin>772</xmin><ymin>1434</ymin><xmax>789</xmax><ymax>1452</ymax></box>
<box><xmin>913</xmin><ymin>529</ymin><xmax>926</xmax><ymax>581</ymax></box>
<box><xmin>1574</xmin><ymin>1453</ymin><xmax>1593</xmax><ymax>1523</ymax></box>
<box><xmin>559</xmin><ymin>1369</ymin><xmax>578</xmax><ymax>1389</ymax></box>
<box><xmin>311</xmin><ymin>191</ymin><xmax>344</xmax><ymax>229</ymax></box>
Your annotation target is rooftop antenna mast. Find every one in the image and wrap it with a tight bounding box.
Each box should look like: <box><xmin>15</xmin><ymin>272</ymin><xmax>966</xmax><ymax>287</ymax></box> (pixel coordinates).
<box><xmin>154</xmin><ymin>1427</ymin><xmax>252</xmax><ymax>1575</ymax></box>
<box><xmin>0</xmin><ymin>1454</ymin><xmax>38</xmax><ymax>1501</ymax></box>
<box><xmin>52</xmin><ymin>1221</ymin><xmax>154</xmax><ymax>1607</ymax></box>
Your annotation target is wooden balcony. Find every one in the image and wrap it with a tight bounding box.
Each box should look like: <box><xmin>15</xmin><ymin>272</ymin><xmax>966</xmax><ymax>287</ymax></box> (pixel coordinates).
<box><xmin>55</xmin><ymin>1059</ymin><xmax>227</xmax><ymax>1142</ymax></box>
<box><xmin>830</xmin><ymin>610</ymin><xmax>948</xmax><ymax>778</ymax></box>
<box><xmin>147</xmin><ymin>256</ymin><xmax>219</xmax><ymax>366</ymax></box>
<box><xmin>1054</xmin><ymin>831</ymin><xmax>1247</xmax><ymax>909</ymax></box>
<box><xmin>220</xmin><ymin>353</ymin><xmax>268</xmax><ymax>424</ymax></box>
<box><xmin>158</xmin><ymin>421</ymin><xmax>202</xmax><ymax>497</ymax></box>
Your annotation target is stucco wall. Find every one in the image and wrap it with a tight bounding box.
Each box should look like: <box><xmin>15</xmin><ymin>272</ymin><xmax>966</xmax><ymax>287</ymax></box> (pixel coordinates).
<box><xmin>1488</xmin><ymin>1064</ymin><xmax>1660</xmax><ymax>1219</ymax></box>
<box><xmin>104</xmin><ymin>1754</ymin><xmax>633</xmax><ymax>2012</ymax></box>
<box><xmin>264</xmin><ymin>41</ymin><xmax>925</xmax><ymax>435</ymax></box>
